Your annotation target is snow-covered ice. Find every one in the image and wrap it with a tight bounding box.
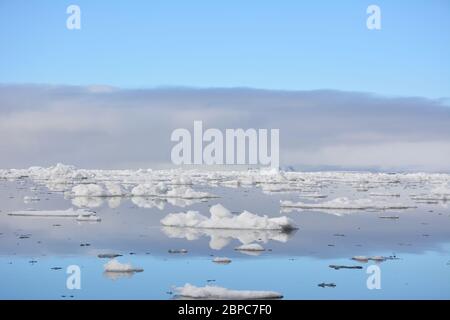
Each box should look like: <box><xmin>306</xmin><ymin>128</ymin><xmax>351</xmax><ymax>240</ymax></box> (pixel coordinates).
<box><xmin>161</xmin><ymin>204</ymin><xmax>296</xmax><ymax>231</ymax></box>
<box><xmin>212</xmin><ymin>257</ymin><xmax>232</xmax><ymax>264</ymax></box>
<box><xmin>8</xmin><ymin>208</ymin><xmax>95</xmax><ymax>217</ymax></box>
<box><xmin>174</xmin><ymin>283</ymin><xmax>282</xmax><ymax>299</ymax></box>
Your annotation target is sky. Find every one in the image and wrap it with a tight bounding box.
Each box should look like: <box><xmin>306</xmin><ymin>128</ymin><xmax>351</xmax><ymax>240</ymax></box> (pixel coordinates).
<box><xmin>0</xmin><ymin>1</ymin><xmax>449</xmax><ymax>171</ymax></box>
<box><xmin>0</xmin><ymin>0</ymin><xmax>449</xmax><ymax>98</ymax></box>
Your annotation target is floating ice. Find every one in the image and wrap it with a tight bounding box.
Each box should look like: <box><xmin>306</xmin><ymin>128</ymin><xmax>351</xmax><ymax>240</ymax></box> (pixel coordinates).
<box><xmin>162</xmin><ymin>227</ymin><xmax>291</xmax><ymax>250</ymax></box>
<box><xmin>131</xmin><ymin>183</ymin><xmax>168</xmax><ymax>197</ymax></box>
<box><xmin>23</xmin><ymin>196</ymin><xmax>40</xmax><ymax>203</ymax></box>
<box><xmin>352</xmin><ymin>256</ymin><xmax>369</xmax><ymax>263</ymax></box>
<box><xmin>98</xmin><ymin>253</ymin><xmax>122</xmax><ymax>259</ymax></box>
<box><xmin>174</xmin><ymin>283</ymin><xmax>282</xmax><ymax>299</ymax></box>
<box><xmin>431</xmin><ymin>184</ymin><xmax>450</xmax><ymax>196</ymax></box>
<box><xmin>369</xmin><ymin>193</ymin><xmax>401</xmax><ymax>197</ymax></box>
<box><xmin>8</xmin><ymin>208</ymin><xmax>95</xmax><ymax>217</ymax></box>
<box><xmin>76</xmin><ymin>214</ymin><xmax>101</xmax><ymax>222</ymax></box>
<box><xmin>161</xmin><ymin>204</ymin><xmax>296</xmax><ymax>231</ymax></box>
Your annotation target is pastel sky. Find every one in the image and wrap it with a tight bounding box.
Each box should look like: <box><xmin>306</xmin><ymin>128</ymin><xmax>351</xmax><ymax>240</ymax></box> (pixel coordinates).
<box><xmin>0</xmin><ymin>0</ymin><xmax>449</xmax><ymax>98</ymax></box>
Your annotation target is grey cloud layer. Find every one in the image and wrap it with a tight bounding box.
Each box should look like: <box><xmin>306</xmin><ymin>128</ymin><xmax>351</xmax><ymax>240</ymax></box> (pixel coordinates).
<box><xmin>1</xmin><ymin>84</ymin><xmax>449</xmax><ymax>171</ymax></box>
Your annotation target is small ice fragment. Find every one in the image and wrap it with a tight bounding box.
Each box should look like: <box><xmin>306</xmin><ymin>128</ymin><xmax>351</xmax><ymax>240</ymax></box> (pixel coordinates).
<box><xmin>98</xmin><ymin>253</ymin><xmax>123</xmax><ymax>259</ymax></box>
<box><xmin>72</xmin><ymin>184</ymin><xmax>106</xmax><ymax>197</ymax></box>
<box><xmin>76</xmin><ymin>214</ymin><xmax>101</xmax><ymax>222</ymax></box>
<box><xmin>168</xmin><ymin>249</ymin><xmax>188</xmax><ymax>254</ymax></box>
<box><xmin>369</xmin><ymin>256</ymin><xmax>386</xmax><ymax>262</ymax></box>
<box><xmin>329</xmin><ymin>265</ymin><xmax>363</xmax><ymax>270</ymax></box>
<box><xmin>212</xmin><ymin>257</ymin><xmax>232</xmax><ymax>264</ymax></box>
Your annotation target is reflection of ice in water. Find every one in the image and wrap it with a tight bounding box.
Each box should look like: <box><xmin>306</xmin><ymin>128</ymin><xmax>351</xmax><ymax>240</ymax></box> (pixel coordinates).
<box><xmin>107</xmin><ymin>197</ymin><xmax>122</xmax><ymax>209</ymax></box>
<box><xmin>166</xmin><ymin>197</ymin><xmax>202</xmax><ymax>208</ymax></box>
<box><xmin>161</xmin><ymin>226</ymin><xmax>293</xmax><ymax>250</ymax></box>
<box><xmin>131</xmin><ymin>197</ymin><xmax>166</xmax><ymax>210</ymax></box>
<box><xmin>131</xmin><ymin>197</ymin><xmax>202</xmax><ymax>209</ymax></box>
<box><xmin>45</xmin><ymin>181</ymin><xmax>71</xmax><ymax>192</ymax></box>
<box><xmin>72</xmin><ymin>197</ymin><xmax>103</xmax><ymax>208</ymax></box>
<box><xmin>103</xmin><ymin>271</ymin><xmax>135</xmax><ymax>281</ymax></box>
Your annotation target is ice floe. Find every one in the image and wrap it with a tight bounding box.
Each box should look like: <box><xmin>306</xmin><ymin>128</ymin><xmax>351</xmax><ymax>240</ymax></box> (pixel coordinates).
<box><xmin>174</xmin><ymin>283</ymin><xmax>282</xmax><ymax>299</ymax></box>
<box><xmin>72</xmin><ymin>184</ymin><xmax>106</xmax><ymax>197</ymax></box>
<box><xmin>3</xmin><ymin>164</ymin><xmax>450</xmax><ymax>213</ymax></box>
<box><xmin>161</xmin><ymin>204</ymin><xmax>296</xmax><ymax>231</ymax></box>
<box><xmin>8</xmin><ymin>208</ymin><xmax>96</xmax><ymax>217</ymax></box>
<box><xmin>280</xmin><ymin>197</ymin><xmax>416</xmax><ymax>211</ymax></box>
<box><xmin>212</xmin><ymin>257</ymin><xmax>232</xmax><ymax>264</ymax></box>
<box><xmin>131</xmin><ymin>183</ymin><xmax>168</xmax><ymax>197</ymax></box>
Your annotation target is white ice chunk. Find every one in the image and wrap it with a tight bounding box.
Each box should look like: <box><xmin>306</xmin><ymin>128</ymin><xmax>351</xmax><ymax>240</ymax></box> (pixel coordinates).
<box><xmin>9</xmin><ymin>208</ymin><xmax>94</xmax><ymax>217</ymax></box>
<box><xmin>161</xmin><ymin>204</ymin><xmax>296</xmax><ymax>231</ymax></box>
<box><xmin>235</xmin><ymin>243</ymin><xmax>265</xmax><ymax>252</ymax></box>
<box><xmin>174</xmin><ymin>283</ymin><xmax>282</xmax><ymax>299</ymax></box>
<box><xmin>72</xmin><ymin>184</ymin><xmax>106</xmax><ymax>197</ymax></box>
<box><xmin>212</xmin><ymin>257</ymin><xmax>232</xmax><ymax>264</ymax></box>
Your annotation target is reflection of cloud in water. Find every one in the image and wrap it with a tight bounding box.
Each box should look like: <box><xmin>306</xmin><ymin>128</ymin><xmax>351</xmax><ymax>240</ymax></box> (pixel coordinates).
<box><xmin>103</xmin><ymin>271</ymin><xmax>135</xmax><ymax>281</ymax></box>
<box><xmin>72</xmin><ymin>197</ymin><xmax>103</xmax><ymax>208</ymax></box>
<box><xmin>236</xmin><ymin>250</ymin><xmax>263</xmax><ymax>256</ymax></box>
<box><xmin>161</xmin><ymin>227</ymin><xmax>294</xmax><ymax>250</ymax></box>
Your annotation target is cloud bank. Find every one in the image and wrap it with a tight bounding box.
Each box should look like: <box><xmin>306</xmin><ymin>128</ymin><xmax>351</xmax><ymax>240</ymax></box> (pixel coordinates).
<box><xmin>0</xmin><ymin>84</ymin><xmax>449</xmax><ymax>172</ymax></box>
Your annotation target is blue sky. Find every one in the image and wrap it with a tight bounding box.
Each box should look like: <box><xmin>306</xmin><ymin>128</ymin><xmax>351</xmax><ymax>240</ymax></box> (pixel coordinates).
<box><xmin>0</xmin><ymin>0</ymin><xmax>449</xmax><ymax>98</ymax></box>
